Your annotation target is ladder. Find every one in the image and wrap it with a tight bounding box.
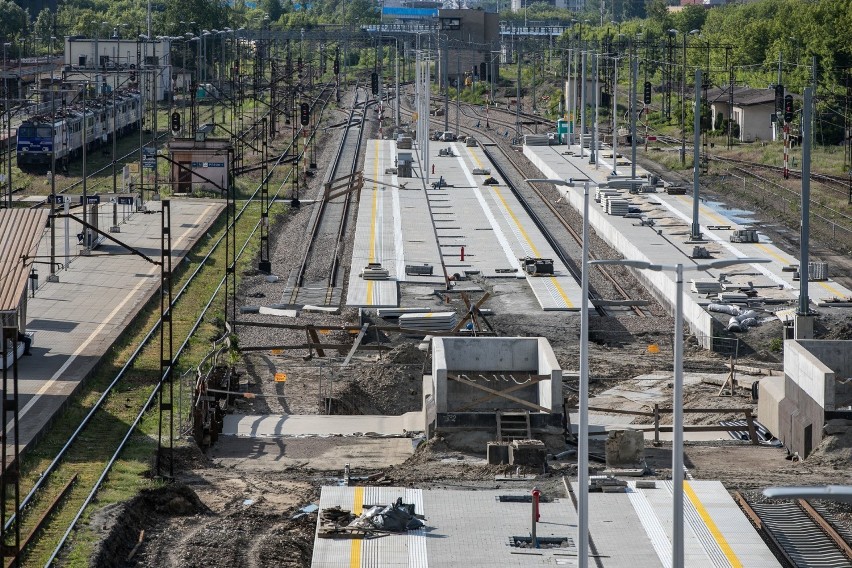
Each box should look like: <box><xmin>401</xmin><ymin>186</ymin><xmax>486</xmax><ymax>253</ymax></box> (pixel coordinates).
<box><xmin>497</xmin><ymin>411</ymin><xmax>532</xmax><ymax>442</ymax></box>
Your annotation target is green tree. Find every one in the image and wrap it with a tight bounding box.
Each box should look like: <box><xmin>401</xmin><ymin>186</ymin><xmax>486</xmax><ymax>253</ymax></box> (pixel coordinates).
<box><xmin>0</xmin><ymin>0</ymin><xmax>28</xmax><ymax>42</ymax></box>
<box><xmin>34</xmin><ymin>7</ymin><xmax>53</xmax><ymax>44</ymax></box>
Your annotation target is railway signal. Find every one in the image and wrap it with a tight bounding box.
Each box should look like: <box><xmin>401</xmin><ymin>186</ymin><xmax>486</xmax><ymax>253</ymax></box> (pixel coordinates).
<box><xmin>643</xmin><ymin>81</ymin><xmax>652</xmax><ymax>105</ymax></box>
<box><xmin>784</xmin><ymin>95</ymin><xmax>794</xmax><ymax>123</ymax></box>
<box><xmin>170</xmin><ymin>112</ymin><xmax>181</xmax><ymax>133</ymax></box>
<box><xmin>334</xmin><ymin>57</ymin><xmax>340</xmax><ymax>75</ymax></box>
<box><xmin>300</xmin><ymin>102</ymin><xmax>310</xmax><ymax>126</ymax></box>
<box><xmin>371</xmin><ymin>72</ymin><xmax>379</xmax><ymax>95</ymax></box>
<box><xmin>774</xmin><ymin>84</ymin><xmax>784</xmax><ymax>113</ymax></box>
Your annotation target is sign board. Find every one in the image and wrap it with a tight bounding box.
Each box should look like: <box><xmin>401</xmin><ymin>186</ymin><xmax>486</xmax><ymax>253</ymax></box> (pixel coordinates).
<box><xmin>47</xmin><ymin>194</ymin><xmax>65</xmax><ymax>204</ymax></box>
<box><xmin>274</xmin><ymin>372</ymin><xmax>287</xmax><ymax>382</ymax></box>
<box><xmin>128</xmin><ymin>163</ymin><xmax>139</xmax><ymax>174</ymax></box>
<box><xmin>190</xmin><ymin>162</ymin><xmax>225</xmax><ymax>168</ymax></box>
<box><xmin>80</xmin><ymin>195</ymin><xmax>101</xmax><ymax>204</ymax></box>
<box><xmin>142</xmin><ymin>158</ymin><xmax>156</xmax><ymax>170</ymax></box>
<box><xmin>117</xmin><ymin>196</ymin><xmax>134</xmax><ymax>205</ymax></box>
<box><xmin>647</xmin><ymin>136</ymin><xmax>657</xmax><ymax>141</ymax></box>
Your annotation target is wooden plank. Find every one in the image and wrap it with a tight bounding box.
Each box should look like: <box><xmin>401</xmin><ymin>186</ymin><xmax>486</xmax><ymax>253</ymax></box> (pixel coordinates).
<box><xmin>342</xmin><ymin>323</ymin><xmax>370</xmax><ymax>366</ymax></box>
<box><xmin>447</xmin><ymin>375</ymin><xmax>551</xmax><ymax>413</ymax></box>
<box><xmin>307</xmin><ymin>327</ymin><xmax>325</xmax><ymax>357</ymax></box>
<box><xmin>458</xmin><ymin>376</ymin><xmax>547</xmax><ymax>411</ymax></box>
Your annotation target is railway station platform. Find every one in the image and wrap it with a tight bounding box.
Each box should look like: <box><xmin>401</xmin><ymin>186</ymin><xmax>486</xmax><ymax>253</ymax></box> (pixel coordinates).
<box><xmin>347</xmin><ymin>139</ymin><xmax>582</xmax><ymax>311</ymax></box>
<box><xmin>3</xmin><ymin>198</ymin><xmax>222</xmax><ymax>453</ymax></box>
<box><xmin>311</xmin><ymin>481</ymin><xmax>780</xmax><ymax>567</ymax></box>
<box><xmin>524</xmin><ymin>143</ymin><xmax>852</xmax><ymax>342</ymax></box>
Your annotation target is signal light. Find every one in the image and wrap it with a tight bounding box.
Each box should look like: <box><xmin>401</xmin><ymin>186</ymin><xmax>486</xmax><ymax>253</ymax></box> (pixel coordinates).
<box><xmin>784</xmin><ymin>94</ymin><xmax>794</xmax><ymax>123</ymax></box>
<box><xmin>170</xmin><ymin>112</ymin><xmax>181</xmax><ymax>133</ymax></box>
<box><xmin>300</xmin><ymin>102</ymin><xmax>310</xmax><ymax>126</ymax></box>
<box><xmin>371</xmin><ymin>72</ymin><xmax>379</xmax><ymax>95</ymax></box>
<box><xmin>334</xmin><ymin>58</ymin><xmax>340</xmax><ymax>75</ymax></box>
<box><xmin>774</xmin><ymin>84</ymin><xmax>784</xmax><ymax>113</ymax></box>
<box><xmin>643</xmin><ymin>81</ymin><xmax>652</xmax><ymax>105</ymax></box>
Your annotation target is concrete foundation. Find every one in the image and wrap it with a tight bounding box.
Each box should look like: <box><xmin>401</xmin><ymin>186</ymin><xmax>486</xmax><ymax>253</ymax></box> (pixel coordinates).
<box><xmin>425</xmin><ymin>336</ymin><xmax>564</xmax><ymax>450</ymax></box>
<box><xmin>794</xmin><ymin>314</ymin><xmax>815</xmax><ymax>339</ymax></box>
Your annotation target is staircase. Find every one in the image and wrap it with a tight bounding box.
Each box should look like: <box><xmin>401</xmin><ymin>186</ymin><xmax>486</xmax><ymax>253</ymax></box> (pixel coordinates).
<box><xmin>496</xmin><ymin>411</ymin><xmax>532</xmax><ymax>442</ymax></box>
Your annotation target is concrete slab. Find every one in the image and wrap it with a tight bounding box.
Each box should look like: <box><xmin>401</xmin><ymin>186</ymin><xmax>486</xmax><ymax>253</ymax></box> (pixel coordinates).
<box><xmin>210</xmin><ymin>436</ymin><xmax>415</xmax><ymax>470</ymax></box>
<box><xmin>352</xmin><ymin>139</ymin><xmax>583</xmax><ymax>312</ymax></box>
<box><xmin>4</xmin><ymin>199</ymin><xmax>222</xmax><ymax>453</ymax></box>
<box><xmin>222</xmin><ymin>412</ymin><xmax>425</xmax><ymax>437</ymax></box>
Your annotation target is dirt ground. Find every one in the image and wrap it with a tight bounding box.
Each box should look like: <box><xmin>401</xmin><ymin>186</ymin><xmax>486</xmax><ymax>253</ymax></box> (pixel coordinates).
<box><xmin>85</xmin><ymin>90</ymin><xmax>852</xmax><ymax>567</ymax></box>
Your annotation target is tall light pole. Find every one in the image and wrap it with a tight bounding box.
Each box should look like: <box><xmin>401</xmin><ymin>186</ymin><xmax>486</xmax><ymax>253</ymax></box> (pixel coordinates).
<box><xmin>590</xmin><ymin>257</ymin><xmax>770</xmax><ymax>568</ymax></box>
<box><xmin>2</xmin><ymin>42</ymin><xmax>11</xmax><ymax>209</ymax></box>
<box><xmin>527</xmin><ymin>177</ymin><xmax>593</xmax><ymax>568</ymax></box>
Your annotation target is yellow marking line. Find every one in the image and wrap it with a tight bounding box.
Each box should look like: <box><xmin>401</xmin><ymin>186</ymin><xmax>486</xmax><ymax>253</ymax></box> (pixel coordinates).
<box><xmin>817</xmin><ymin>280</ymin><xmax>845</xmax><ymax>297</ymax></box>
<box><xmin>366</xmin><ymin>142</ymin><xmax>381</xmax><ymax>304</ymax></box>
<box><xmin>676</xmin><ymin>195</ymin><xmax>729</xmax><ymax>226</ymax></box>
<box><xmin>349</xmin><ymin>486</ymin><xmax>365</xmax><ymax>567</ymax></box>
<box><xmin>683</xmin><ymin>482</ymin><xmax>743</xmax><ymax>568</ymax></box>
<box><xmin>466</xmin><ymin>146</ymin><xmax>574</xmax><ymax>308</ymax></box>
<box><xmin>754</xmin><ymin>243</ymin><xmax>790</xmax><ymax>266</ymax></box>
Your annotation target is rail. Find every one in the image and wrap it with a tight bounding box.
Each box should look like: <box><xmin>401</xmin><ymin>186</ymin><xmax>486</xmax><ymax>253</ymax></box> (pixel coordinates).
<box><xmin>6</xmin><ymin>83</ymin><xmax>336</xmax><ymax>565</ymax></box>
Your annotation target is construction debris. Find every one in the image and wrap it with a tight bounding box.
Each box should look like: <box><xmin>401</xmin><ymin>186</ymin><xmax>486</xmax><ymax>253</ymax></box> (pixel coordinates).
<box><xmin>318</xmin><ymin>499</ymin><xmax>424</xmax><ymax>538</ymax></box>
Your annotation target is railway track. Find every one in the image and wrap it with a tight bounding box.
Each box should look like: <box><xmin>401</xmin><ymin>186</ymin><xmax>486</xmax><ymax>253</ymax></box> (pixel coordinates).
<box><xmin>480</xmin><ymin>143</ymin><xmax>646</xmax><ymax>317</ymax></box>
<box><xmin>735</xmin><ymin>492</ymin><xmax>852</xmax><ymax>568</ymax></box>
<box><xmin>3</xmin><ymin>83</ymin><xmax>337</xmax><ymax>567</ymax></box>
<box><xmin>285</xmin><ymin>86</ymin><xmax>368</xmax><ymax>307</ymax></box>
<box><xmin>709</xmin><ymin>153</ymin><xmax>852</xmax><ymax>198</ymax></box>
<box><xmin>400</xmin><ymin>91</ymin><xmax>646</xmax><ymax>316</ymax></box>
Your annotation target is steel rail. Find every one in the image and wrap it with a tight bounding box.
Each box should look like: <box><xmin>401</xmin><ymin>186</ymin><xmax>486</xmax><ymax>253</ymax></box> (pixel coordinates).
<box><xmin>10</xmin><ymin>84</ymin><xmax>335</xmax><ymax>557</ymax></box>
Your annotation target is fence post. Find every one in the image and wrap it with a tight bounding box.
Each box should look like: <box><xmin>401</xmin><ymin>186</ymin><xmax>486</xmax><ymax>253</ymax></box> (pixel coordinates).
<box><xmin>653</xmin><ymin>403</ymin><xmax>661</xmax><ymax>446</ymax></box>
<box><xmin>744</xmin><ymin>409</ymin><xmax>758</xmax><ymax>445</ymax></box>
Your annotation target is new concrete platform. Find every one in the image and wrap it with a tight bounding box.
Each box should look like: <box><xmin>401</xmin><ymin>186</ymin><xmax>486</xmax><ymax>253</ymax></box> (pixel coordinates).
<box><xmin>349</xmin><ymin>139</ymin><xmax>582</xmax><ymax>311</ymax></box>
<box><xmin>3</xmin><ymin>198</ymin><xmax>223</xmax><ymax>452</ymax></box>
<box><xmin>222</xmin><ymin>412</ymin><xmax>424</xmax><ymax>437</ymax></box>
<box><xmin>524</xmin><ymin>143</ymin><xmax>852</xmax><ymax>341</ymax></box>
<box><xmin>312</xmin><ymin>481</ymin><xmax>780</xmax><ymax>567</ymax></box>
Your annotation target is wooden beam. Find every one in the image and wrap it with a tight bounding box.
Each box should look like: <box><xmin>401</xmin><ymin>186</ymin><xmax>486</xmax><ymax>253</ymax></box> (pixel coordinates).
<box><xmin>458</xmin><ymin>375</ymin><xmax>547</xmax><ymax>411</ymax></box>
<box><xmin>342</xmin><ymin>323</ymin><xmax>370</xmax><ymax>366</ymax></box>
<box><xmin>447</xmin><ymin>375</ymin><xmax>551</xmax><ymax>413</ymax></box>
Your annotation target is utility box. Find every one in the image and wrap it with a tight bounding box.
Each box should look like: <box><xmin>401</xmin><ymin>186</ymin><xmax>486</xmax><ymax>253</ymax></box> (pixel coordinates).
<box><xmin>397</xmin><ymin>152</ymin><xmax>413</xmax><ymax>178</ymax></box>
<box><xmin>509</xmin><ymin>439</ymin><xmax>546</xmax><ymax>466</ymax></box>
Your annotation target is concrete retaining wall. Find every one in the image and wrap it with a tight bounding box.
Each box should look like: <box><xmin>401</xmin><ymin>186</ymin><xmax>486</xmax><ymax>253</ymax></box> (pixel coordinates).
<box><xmin>431</xmin><ymin>336</ymin><xmax>562</xmax><ymax>413</ymax></box>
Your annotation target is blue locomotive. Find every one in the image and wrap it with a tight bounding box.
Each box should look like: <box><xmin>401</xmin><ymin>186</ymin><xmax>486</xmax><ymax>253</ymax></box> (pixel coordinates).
<box><xmin>16</xmin><ymin>88</ymin><xmax>142</xmax><ymax>170</ymax></box>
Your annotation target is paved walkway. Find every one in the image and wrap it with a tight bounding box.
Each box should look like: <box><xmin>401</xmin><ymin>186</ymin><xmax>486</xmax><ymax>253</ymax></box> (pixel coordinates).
<box><xmin>3</xmin><ymin>198</ymin><xmax>223</xmax><ymax>453</ymax></box>
<box><xmin>222</xmin><ymin>412</ymin><xmax>424</xmax><ymax>437</ymax></box>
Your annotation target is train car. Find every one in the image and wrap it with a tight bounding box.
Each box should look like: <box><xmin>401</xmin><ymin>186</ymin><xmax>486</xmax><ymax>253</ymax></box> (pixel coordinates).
<box><xmin>16</xmin><ymin>89</ymin><xmax>142</xmax><ymax>170</ymax></box>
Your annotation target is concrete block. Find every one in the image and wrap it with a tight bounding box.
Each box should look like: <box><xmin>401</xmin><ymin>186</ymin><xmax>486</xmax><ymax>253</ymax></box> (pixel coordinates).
<box><xmin>605</xmin><ymin>429</ymin><xmax>645</xmax><ymax>468</ymax></box>
<box><xmin>487</xmin><ymin>442</ymin><xmax>510</xmax><ymax>465</ymax></box>
<box><xmin>635</xmin><ymin>480</ymin><xmax>657</xmax><ymax>489</ymax></box>
<box><xmin>509</xmin><ymin>439</ymin><xmax>546</xmax><ymax>466</ymax></box>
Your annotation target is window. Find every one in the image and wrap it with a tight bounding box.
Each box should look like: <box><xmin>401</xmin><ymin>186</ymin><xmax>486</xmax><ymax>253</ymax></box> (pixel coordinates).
<box><xmin>38</xmin><ymin>127</ymin><xmax>53</xmax><ymax>138</ymax></box>
<box><xmin>441</xmin><ymin>18</ymin><xmax>461</xmax><ymax>30</ymax></box>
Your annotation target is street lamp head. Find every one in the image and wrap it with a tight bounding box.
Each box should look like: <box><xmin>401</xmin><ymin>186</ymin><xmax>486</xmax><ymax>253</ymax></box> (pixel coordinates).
<box><xmin>667</xmin><ymin>29</ymin><xmax>678</xmax><ymax>36</ymax></box>
<box><xmin>689</xmin><ymin>29</ymin><xmax>701</xmax><ymax>36</ymax></box>
<box><xmin>694</xmin><ymin>257</ymin><xmax>771</xmax><ymax>271</ymax></box>
<box><xmin>764</xmin><ymin>485</ymin><xmax>852</xmax><ymax>502</ymax></box>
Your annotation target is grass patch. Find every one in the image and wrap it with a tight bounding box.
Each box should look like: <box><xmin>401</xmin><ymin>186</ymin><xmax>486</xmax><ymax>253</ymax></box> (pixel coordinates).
<box><xmin>10</xmin><ymin>196</ymin><xmax>284</xmax><ymax>566</ymax></box>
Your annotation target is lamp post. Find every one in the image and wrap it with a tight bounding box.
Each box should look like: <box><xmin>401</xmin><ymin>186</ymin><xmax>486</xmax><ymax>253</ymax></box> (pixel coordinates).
<box><xmin>3</xmin><ymin>42</ymin><xmax>11</xmax><ymax>209</ymax></box>
<box><xmin>526</xmin><ymin>176</ymin><xmax>592</xmax><ymax>568</ymax></box>
<box><xmin>680</xmin><ymin>30</ymin><xmax>699</xmax><ymax>166</ymax></box>
<box><xmin>589</xmin><ymin>257</ymin><xmax>771</xmax><ymax>568</ymax></box>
